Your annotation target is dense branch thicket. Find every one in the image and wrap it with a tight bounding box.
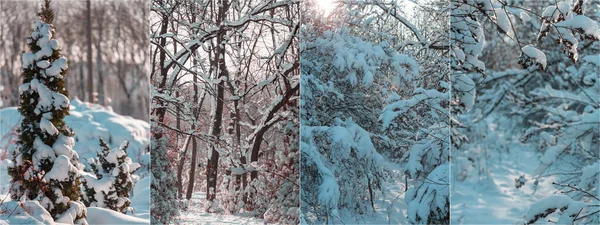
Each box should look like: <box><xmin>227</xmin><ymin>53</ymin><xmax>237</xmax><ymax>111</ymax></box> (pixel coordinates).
<box><xmin>451</xmin><ymin>0</ymin><xmax>599</xmax><ymax>224</ymax></box>
<box><xmin>301</xmin><ymin>0</ymin><xmax>450</xmax><ymax>224</ymax></box>
<box><xmin>150</xmin><ymin>0</ymin><xmax>299</xmax><ymax>224</ymax></box>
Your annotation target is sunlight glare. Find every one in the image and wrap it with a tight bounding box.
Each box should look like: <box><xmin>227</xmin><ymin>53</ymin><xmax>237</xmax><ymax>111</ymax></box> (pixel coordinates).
<box><xmin>316</xmin><ymin>0</ymin><xmax>334</xmax><ymax>16</ymax></box>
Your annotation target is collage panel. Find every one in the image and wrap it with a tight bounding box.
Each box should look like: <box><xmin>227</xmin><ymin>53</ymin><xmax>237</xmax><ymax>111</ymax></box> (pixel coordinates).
<box><xmin>450</xmin><ymin>0</ymin><xmax>600</xmax><ymax>224</ymax></box>
<box><xmin>0</xmin><ymin>0</ymin><xmax>150</xmax><ymax>224</ymax></box>
<box><xmin>0</xmin><ymin>0</ymin><xmax>597</xmax><ymax>224</ymax></box>
<box><xmin>149</xmin><ymin>0</ymin><xmax>299</xmax><ymax>224</ymax></box>
<box><xmin>300</xmin><ymin>0</ymin><xmax>450</xmax><ymax>224</ymax></box>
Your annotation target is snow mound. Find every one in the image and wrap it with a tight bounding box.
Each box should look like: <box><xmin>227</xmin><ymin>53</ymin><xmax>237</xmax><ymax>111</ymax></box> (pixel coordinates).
<box><xmin>130</xmin><ymin>177</ymin><xmax>150</xmax><ymax>219</ymax></box>
<box><xmin>0</xmin><ymin>98</ymin><xmax>149</xmax><ymax>169</ymax></box>
<box><xmin>0</xmin><ymin>201</ymin><xmax>53</xmax><ymax>225</ymax></box>
<box><xmin>86</xmin><ymin>207</ymin><xmax>149</xmax><ymax>224</ymax></box>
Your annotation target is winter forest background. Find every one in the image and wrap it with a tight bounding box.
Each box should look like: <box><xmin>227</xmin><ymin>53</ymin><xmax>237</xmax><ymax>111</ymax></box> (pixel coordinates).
<box><xmin>451</xmin><ymin>0</ymin><xmax>599</xmax><ymax>224</ymax></box>
<box><xmin>0</xmin><ymin>0</ymin><xmax>598</xmax><ymax>224</ymax></box>
<box><xmin>0</xmin><ymin>0</ymin><xmax>149</xmax><ymax>121</ymax></box>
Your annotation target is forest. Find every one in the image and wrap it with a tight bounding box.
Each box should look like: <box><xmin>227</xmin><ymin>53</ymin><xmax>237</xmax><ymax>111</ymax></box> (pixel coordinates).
<box><xmin>149</xmin><ymin>0</ymin><xmax>299</xmax><ymax>224</ymax></box>
<box><xmin>0</xmin><ymin>0</ymin><xmax>597</xmax><ymax>224</ymax></box>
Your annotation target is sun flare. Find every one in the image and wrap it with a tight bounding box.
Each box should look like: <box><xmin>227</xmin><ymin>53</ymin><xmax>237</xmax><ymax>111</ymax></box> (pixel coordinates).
<box><xmin>315</xmin><ymin>0</ymin><xmax>335</xmax><ymax>16</ymax></box>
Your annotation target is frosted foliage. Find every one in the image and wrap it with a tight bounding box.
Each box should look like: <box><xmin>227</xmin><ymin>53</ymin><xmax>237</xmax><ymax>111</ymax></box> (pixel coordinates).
<box><xmin>525</xmin><ymin>195</ymin><xmax>590</xmax><ymax>224</ymax></box>
<box><xmin>8</xmin><ymin>16</ymin><xmax>86</xmax><ymax>224</ymax></box>
<box><xmin>32</xmin><ymin>137</ymin><xmax>56</xmax><ymax>168</ymax></box>
<box><xmin>494</xmin><ymin>8</ymin><xmax>513</xmax><ymax>37</ymax></box>
<box><xmin>83</xmin><ymin>140</ymin><xmax>139</xmax><ymax>213</ymax></box>
<box><xmin>303</xmin><ymin>29</ymin><xmax>418</xmax><ymax>87</ymax></box>
<box><xmin>537</xmin><ymin>2</ymin><xmax>600</xmax><ymax>62</ymax></box>
<box><xmin>521</xmin><ymin>45</ymin><xmax>547</xmax><ymax>70</ymax></box>
<box><xmin>45</xmin><ymin>155</ymin><xmax>79</xmax><ymax>182</ymax></box>
<box><xmin>20</xmin><ymin>78</ymin><xmax>70</xmax><ymax>115</ymax></box>
<box><xmin>53</xmin><ymin>134</ymin><xmax>75</xmax><ymax>158</ymax></box>
<box><xmin>380</xmin><ymin>87</ymin><xmax>449</xmax><ymax>130</ymax></box>
<box><xmin>301</xmin><ymin>118</ymin><xmax>385</xmax><ymax>223</ymax></box>
<box><xmin>405</xmin><ymin>163</ymin><xmax>449</xmax><ymax>224</ymax></box>
<box><xmin>56</xmin><ymin>201</ymin><xmax>86</xmax><ymax>224</ymax></box>
<box><xmin>533</xmin><ymin>108</ymin><xmax>599</xmax><ymax>176</ymax></box>
<box><xmin>453</xmin><ymin>74</ymin><xmax>475</xmax><ymax>112</ymax></box>
<box><xmin>451</xmin><ymin>1</ymin><xmax>486</xmax><ymax>74</ymax></box>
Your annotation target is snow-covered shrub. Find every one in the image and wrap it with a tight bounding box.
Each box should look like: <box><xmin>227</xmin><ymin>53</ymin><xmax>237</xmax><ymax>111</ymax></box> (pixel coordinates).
<box><xmin>7</xmin><ymin>1</ymin><xmax>86</xmax><ymax>223</ymax></box>
<box><xmin>405</xmin><ymin>163</ymin><xmax>449</xmax><ymax>224</ymax></box>
<box><xmin>301</xmin><ymin>117</ymin><xmax>386</xmax><ymax>223</ymax></box>
<box><xmin>82</xmin><ymin>138</ymin><xmax>140</xmax><ymax>214</ymax></box>
<box><xmin>524</xmin><ymin>194</ymin><xmax>594</xmax><ymax>224</ymax></box>
<box><xmin>301</xmin><ymin>1</ymin><xmax>453</xmax><ymax>221</ymax></box>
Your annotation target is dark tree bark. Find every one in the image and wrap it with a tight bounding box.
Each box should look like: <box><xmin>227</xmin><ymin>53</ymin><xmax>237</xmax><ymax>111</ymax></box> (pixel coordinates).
<box><xmin>86</xmin><ymin>0</ymin><xmax>94</xmax><ymax>103</ymax></box>
<box><xmin>206</xmin><ymin>0</ymin><xmax>229</xmax><ymax>204</ymax></box>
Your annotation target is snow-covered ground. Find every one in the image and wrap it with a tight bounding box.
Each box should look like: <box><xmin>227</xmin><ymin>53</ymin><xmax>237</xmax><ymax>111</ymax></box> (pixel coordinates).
<box><xmin>330</xmin><ymin>163</ymin><xmax>408</xmax><ymax>225</ymax></box>
<box><xmin>177</xmin><ymin>192</ymin><xmax>265</xmax><ymax>225</ymax></box>
<box><xmin>0</xmin><ymin>100</ymin><xmax>150</xmax><ymax>224</ymax></box>
<box><xmin>451</xmin><ymin>118</ymin><xmax>565</xmax><ymax>224</ymax></box>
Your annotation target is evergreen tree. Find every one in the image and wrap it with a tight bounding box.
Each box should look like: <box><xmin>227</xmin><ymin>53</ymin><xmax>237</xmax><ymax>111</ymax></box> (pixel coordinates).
<box><xmin>7</xmin><ymin>0</ymin><xmax>86</xmax><ymax>223</ymax></box>
<box><xmin>82</xmin><ymin>138</ymin><xmax>140</xmax><ymax>214</ymax></box>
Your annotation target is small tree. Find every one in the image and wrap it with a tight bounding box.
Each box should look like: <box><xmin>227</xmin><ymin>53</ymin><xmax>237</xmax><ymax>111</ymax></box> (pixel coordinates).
<box><xmin>82</xmin><ymin>138</ymin><xmax>140</xmax><ymax>214</ymax></box>
<box><xmin>7</xmin><ymin>0</ymin><xmax>86</xmax><ymax>223</ymax></box>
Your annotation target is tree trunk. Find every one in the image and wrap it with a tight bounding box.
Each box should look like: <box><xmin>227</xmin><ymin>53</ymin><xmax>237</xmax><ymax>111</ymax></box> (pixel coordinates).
<box><xmin>206</xmin><ymin>0</ymin><xmax>228</xmax><ymax>204</ymax></box>
<box><xmin>176</xmin><ymin>135</ymin><xmax>191</xmax><ymax>199</ymax></box>
<box><xmin>95</xmin><ymin>21</ymin><xmax>104</xmax><ymax>106</ymax></box>
<box><xmin>186</xmin><ymin>136</ymin><xmax>198</xmax><ymax>199</ymax></box>
<box><xmin>86</xmin><ymin>0</ymin><xmax>94</xmax><ymax>103</ymax></box>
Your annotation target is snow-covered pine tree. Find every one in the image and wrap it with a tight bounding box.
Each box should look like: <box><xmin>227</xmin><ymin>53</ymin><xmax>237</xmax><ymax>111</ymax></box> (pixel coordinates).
<box><xmin>82</xmin><ymin>138</ymin><xmax>140</xmax><ymax>214</ymax></box>
<box><xmin>7</xmin><ymin>0</ymin><xmax>86</xmax><ymax>223</ymax></box>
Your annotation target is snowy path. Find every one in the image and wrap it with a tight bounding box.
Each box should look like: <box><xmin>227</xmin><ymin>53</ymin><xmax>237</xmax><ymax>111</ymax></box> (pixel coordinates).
<box><xmin>451</xmin><ymin>142</ymin><xmax>558</xmax><ymax>224</ymax></box>
<box><xmin>176</xmin><ymin>193</ymin><xmax>265</xmax><ymax>225</ymax></box>
<box><xmin>334</xmin><ymin>163</ymin><xmax>409</xmax><ymax>225</ymax></box>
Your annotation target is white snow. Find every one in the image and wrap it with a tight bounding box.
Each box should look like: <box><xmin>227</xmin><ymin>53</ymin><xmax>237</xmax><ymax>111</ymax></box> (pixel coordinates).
<box><xmin>0</xmin><ymin>201</ymin><xmax>53</xmax><ymax>225</ymax></box>
<box><xmin>36</xmin><ymin>60</ymin><xmax>50</xmax><ymax>69</ymax></box>
<box><xmin>520</xmin><ymin>12</ymin><xmax>530</xmax><ymax>22</ymax></box>
<box><xmin>524</xmin><ymin>195</ymin><xmax>589</xmax><ymax>224</ymax></box>
<box><xmin>522</xmin><ymin>45</ymin><xmax>547</xmax><ymax>70</ymax></box>
<box><xmin>177</xmin><ymin>192</ymin><xmax>264</xmax><ymax>225</ymax></box>
<box><xmin>494</xmin><ymin>8</ymin><xmax>512</xmax><ymax>36</ymax></box>
<box><xmin>454</xmin><ymin>74</ymin><xmax>476</xmax><ymax>112</ymax></box>
<box><xmin>0</xmin><ymin>100</ymin><xmax>150</xmax><ymax>224</ymax></box>
<box><xmin>46</xmin><ymin>57</ymin><xmax>68</xmax><ymax>77</ymax></box>
<box><xmin>49</xmin><ymin>39</ymin><xmax>59</xmax><ymax>50</ymax></box>
<box><xmin>56</xmin><ymin>201</ymin><xmax>86</xmax><ymax>224</ymax></box>
<box><xmin>32</xmin><ymin>137</ymin><xmax>56</xmax><ymax>167</ymax></box>
<box><xmin>52</xmin><ymin>134</ymin><xmax>75</xmax><ymax>158</ymax></box>
<box><xmin>22</xmin><ymin>52</ymin><xmax>36</xmax><ymax>69</ymax></box>
<box><xmin>44</xmin><ymin>155</ymin><xmax>79</xmax><ymax>182</ymax></box>
<box><xmin>86</xmin><ymin>207</ymin><xmax>149</xmax><ymax>224</ymax></box>
<box><xmin>40</xmin><ymin>117</ymin><xmax>59</xmax><ymax>135</ymax></box>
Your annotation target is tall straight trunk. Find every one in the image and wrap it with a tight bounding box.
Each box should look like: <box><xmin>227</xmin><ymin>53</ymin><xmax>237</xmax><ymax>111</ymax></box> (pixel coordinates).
<box><xmin>151</xmin><ymin>4</ymin><xmax>170</xmax><ymax>151</ymax></box>
<box><xmin>175</xmin><ymin>91</ymin><xmax>182</xmax><ymax>198</ymax></box>
<box><xmin>176</xmin><ymin>135</ymin><xmax>190</xmax><ymax>199</ymax></box>
<box><xmin>95</xmin><ymin>22</ymin><xmax>104</xmax><ymax>106</ymax></box>
<box><xmin>86</xmin><ymin>0</ymin><xmax>94</xmax><ymax>103</ymax></box>
<box><xmin>206</xmin><ymin>0</ymin><xmax>228</xmax><ymax>203</ymax></box>
<box><xmin>186</xmin><ymin>60</ymin><xmax>200</xmax><ymax>200</ymax></box>
<box><xmin>187</xmin><ymin>136</ymin><xmax>198</xmax><ymax>199</ymax></box>
<box><xmin>79</xmin><ymin>58</ymin><xmax>85</xmax><ymax>98</ymax></box>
